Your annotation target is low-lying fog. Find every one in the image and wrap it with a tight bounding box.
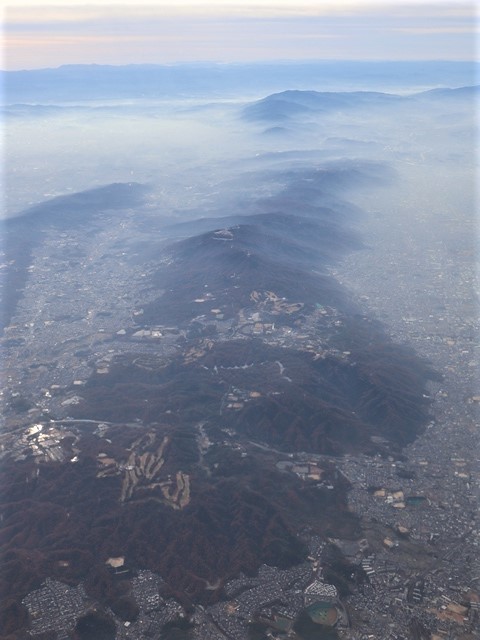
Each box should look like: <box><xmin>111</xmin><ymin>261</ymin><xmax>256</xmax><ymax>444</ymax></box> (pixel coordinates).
<box><xmin>3</xmin><ymin>79</ymin><xmax>477</xmax><ymax>235</ymax></box>
<box><xmin>2</xmin><ymin>68</ymin><xmax>478</xmax><ymax>353</ymax></box>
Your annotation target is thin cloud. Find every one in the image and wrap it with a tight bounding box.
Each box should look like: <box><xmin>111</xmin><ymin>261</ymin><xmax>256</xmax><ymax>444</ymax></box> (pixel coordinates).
<box><xmin>2</xmin><ymin>1</ymin><xmax>476</xmax><ymax>69</ymax></box>
<box><xmin>391</xmin><ymin>26</ymin><xmax>476</xmax><ymax>34</ymax></box>
<box><xmin>5</xmin><ymin>1</ymin><xmax>476</xmax><ymax>23</ymax></box>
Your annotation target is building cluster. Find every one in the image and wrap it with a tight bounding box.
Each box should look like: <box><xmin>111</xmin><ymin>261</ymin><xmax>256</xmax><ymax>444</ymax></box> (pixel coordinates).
<box><xmin>23</xmin><ymin>578</ymin><xmax>90</xmax><ymax>640</ymax></box>
<box><xmin>22</xmin><ymin>555</ymin><xmax>346</xmax><ymax>640</ymax></box>
<box><xmin>23</xmin><ymin>571</ymin><xmax>186</xmax><ymax>640</ymax></box>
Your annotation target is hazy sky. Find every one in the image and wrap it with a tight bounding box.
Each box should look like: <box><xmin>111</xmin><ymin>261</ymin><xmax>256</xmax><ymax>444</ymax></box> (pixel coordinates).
<box><xmin>2</xmin><ymin>1</ymin><xmax>477</xmax><ymax>70</ymax></box>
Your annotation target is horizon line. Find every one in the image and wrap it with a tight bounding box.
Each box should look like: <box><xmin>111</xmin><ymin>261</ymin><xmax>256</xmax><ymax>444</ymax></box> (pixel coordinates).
<box><xmin>3</xmin><ymin>58</ymin><xmax>479</xmax><ymax>73</ymax></box>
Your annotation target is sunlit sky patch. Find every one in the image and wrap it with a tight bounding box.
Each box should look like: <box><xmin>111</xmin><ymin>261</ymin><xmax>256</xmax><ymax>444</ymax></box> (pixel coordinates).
<box><xmin>2</xmin><ymin>1</ymin><xmax>477</xmax><ymax>70</ymax></box>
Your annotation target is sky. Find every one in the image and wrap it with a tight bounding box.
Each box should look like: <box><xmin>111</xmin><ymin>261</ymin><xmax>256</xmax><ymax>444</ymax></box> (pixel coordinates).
<box><xmin>1</xmin><ymin>1</ymin><xmax>478</xmax><ymax>70</ymax></box>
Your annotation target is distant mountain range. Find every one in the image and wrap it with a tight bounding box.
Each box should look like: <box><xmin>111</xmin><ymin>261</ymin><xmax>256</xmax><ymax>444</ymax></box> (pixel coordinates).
<box><xmin>243</xmin><ymin>85</ymin><xmax>479</xmax><ymax>121</ymax></box>
<box><xmin>2</xmin><ymin>61</ymin><xmax>478</xmax><ymax>103</ymax></box>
